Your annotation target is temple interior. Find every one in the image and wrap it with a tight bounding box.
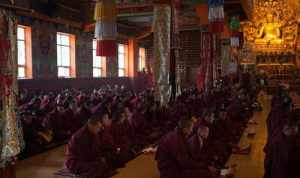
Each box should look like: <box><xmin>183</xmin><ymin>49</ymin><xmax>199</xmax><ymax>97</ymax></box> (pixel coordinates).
<box><xmin>1</xmin><ymin>0</ymin><xmax>300</xmax><ymax>178</ymax></box>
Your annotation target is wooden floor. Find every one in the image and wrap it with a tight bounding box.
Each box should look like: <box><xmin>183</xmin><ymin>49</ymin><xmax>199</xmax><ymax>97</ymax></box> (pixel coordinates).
<box><xmin>226</xmin><ymin>93</ymin><xmax>270</xmax><ymax>178</ymax></box>
<box><xmin>17</xmin><ymin>93</ymin><xmax>278</xmax><ymax>178</ymax></box>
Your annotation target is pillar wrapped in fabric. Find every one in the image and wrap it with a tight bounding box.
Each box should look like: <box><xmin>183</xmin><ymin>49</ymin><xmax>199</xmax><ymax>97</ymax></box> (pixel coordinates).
<box><xmin>0</xmin><ymin>10</ymin><xmax>24</xmax><ymax>170</ymax></box>
<box><xmin>94</xmin><ymin>0</ymin><xmax>117</xmax><ymax>57</ymax></box>
<box><xmin>170</xmin><ymin>0</ymin><xmax>181</xmax><ymax>99</ymax></box>
<box><xmin>153</xmin><ymin>4</ymin><xmax>171</xmax><ymax>106</ymax></box>
<box><xmin>208</xmin><ymin>0</ymin><xmax>224</xmax><ymax>33</ymax></box>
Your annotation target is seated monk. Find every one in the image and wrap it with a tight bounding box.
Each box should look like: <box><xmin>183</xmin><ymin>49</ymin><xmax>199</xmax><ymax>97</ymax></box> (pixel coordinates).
<box><xmin>65</xmin><ymin>115</ymin><xmax>112</xmax><ymax>178</ymax></box>
<box><xmin>264</xmin><ymin>117</ymin><xmax>299</xmax><ymax>178</ymax></box>
<box><xmin>112</xmin><ymin>110</ymin><xmax>135</xmax><ymax>164</ymax></box>
<box><xmin>98</xmin><ymin>112</ymin><xmax>123</xmax><ymax>168</ymax></box>
<box><xmin>188</xmin><ymin>125</ymin><xmax>210</xmax><ymax>161</ymax></box>
<box><xmin>155</xmin><ymin>117</ymin><xmax>218</xmax><ymax>178</ymax></box>
<box><xmin>123</xmin><ymin>106</ymin><xmax>148</xmax><ymax>150</ymax></box>
<box><xmin>21</xmin><ymin>113</ymin><xmax>49</xmax><ymax>154</ymax></box>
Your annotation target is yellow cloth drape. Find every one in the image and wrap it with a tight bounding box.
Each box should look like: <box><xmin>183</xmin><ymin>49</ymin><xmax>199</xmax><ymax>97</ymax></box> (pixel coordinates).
<box><xmin>94</xmin><ymin>0</ymin><xmax>117</xmax><ymax>21</ymax></box>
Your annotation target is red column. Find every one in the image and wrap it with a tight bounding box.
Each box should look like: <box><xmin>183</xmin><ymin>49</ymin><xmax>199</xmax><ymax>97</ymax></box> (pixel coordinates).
<box><xmin>0</xmin><ymin>164</ymin><xmax>16</xmax><ymax>178</ymax></box>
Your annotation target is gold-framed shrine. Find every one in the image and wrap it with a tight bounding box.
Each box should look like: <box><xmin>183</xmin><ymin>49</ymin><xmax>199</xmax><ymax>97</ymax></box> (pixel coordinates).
<box><xmin>241</xmin><ymin>0</ymin><xmax>300</xmax><ymax>83</ymax></box>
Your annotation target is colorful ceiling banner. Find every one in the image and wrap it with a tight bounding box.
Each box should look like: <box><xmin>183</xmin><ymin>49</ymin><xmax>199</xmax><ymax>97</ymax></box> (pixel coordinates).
<box><xmin>194</xmin><ymin>1</ymin><xmax>209</xmax><ymax>26</ymax></box>
<box><xmin>94</xmin><ymin>0</ymin><xmax>117</xmax><ymax>57</ymax></box>
<box><xmin>229</xmin><ymin>16</ymin><xmax>240</xmax><ymax>31</ymax></box>
<box><xmin>229</xmin><ymin>16</ymin><xmax>241</xmax><ymax>47</ymax></box>
<box><xmin>208</xmin><ymin>0</ymin><xmax>224</xmax><ymax>33</ymax></box>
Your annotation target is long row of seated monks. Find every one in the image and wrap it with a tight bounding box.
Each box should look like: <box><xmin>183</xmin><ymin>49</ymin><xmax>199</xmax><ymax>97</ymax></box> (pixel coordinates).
<box><xmin>18</xmin><ymin>86</ymin><xmax>166</xmax><ymax>157</ymax></box>
<box><xmin>63</xmin><ymin>74</ymin><xmax>260</xmax><ymax>178</ymax></box>
<box><xmin>264</xmin><ymin>85</ymin><xmax>300</xmax><ymax>178</ymax></box>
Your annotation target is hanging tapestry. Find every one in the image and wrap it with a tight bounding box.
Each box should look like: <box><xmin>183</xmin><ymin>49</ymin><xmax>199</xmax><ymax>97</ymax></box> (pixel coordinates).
<box><xmin>197</xmin><ymin>32</ymin><xmax>213</xmax><ymax>92</ymax></box>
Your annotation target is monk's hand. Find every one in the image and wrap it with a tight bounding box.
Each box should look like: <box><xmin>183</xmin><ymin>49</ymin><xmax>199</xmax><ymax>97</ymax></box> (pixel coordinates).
<box><xmin>116</xmin><ymin>147</ymin><xmax>121</xmax><ymax>154</ymax></box>
<box><xmin>208</xmin><ymin>166</ymin><xmax>219</xmax><ymax>176</ymax></box>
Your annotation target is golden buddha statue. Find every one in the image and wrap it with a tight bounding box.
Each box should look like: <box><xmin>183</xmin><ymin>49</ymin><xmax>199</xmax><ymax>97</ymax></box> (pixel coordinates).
<box><xmin>255</xmin><ymin>13</ymin><xmax>283</xmax><ymax>45</ymax></box>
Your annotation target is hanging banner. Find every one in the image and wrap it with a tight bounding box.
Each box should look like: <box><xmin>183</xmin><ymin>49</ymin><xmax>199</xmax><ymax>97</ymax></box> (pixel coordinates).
<box><xmin>194</xmin><ymin>0</ymin><xmax>209</xmax><ymax>25</ymax></box>
<box><xmin>208</xmin><ymin>0</ymin><xmax>224</xmax><ymax>33</ymax></box>
<box><xmin>197</xmin><ymin>32</ymin><xmax>213</xmax><ymax>92</ymax></box>
<box><xmin>94</xmin><ymin>0</ymin><xmax>117</xmax><ymax>57</ymax></box>
<box><xmin>228</xmin><ymin>61</ymin><xmax>238</xmax><ymax>74</ymax></box>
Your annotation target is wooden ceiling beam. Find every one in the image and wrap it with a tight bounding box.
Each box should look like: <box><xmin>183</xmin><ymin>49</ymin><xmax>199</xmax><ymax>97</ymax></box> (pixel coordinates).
<box><xmin>16</xmin><ymin>10</ymin><xmax>83</xmax><ymax>29</ymax></box>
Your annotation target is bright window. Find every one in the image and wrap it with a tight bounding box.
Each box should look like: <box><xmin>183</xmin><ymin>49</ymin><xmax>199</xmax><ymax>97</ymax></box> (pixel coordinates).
<box><xmin>118</xmin><ymin>44</ymin><xmax>128</xmax><ymax>77</ymax></box>
<box><xmin>17</xmin><ymin>26</ymin><xmax>32</xmax><ymax>79</ymax></box>
<box><xmin>93</xmin><ymin>40</ymin><xmax>106</xmax><ymax>77</ymax></box>
<box><xmin>138</xmin><ymin>48</ymin><xmax>146</xmax><ymax>71</ymax></box>
<box><xmin>57</xmin><ymin>33</ymin><xmax>76</xmax><ymax>78</ymax></box>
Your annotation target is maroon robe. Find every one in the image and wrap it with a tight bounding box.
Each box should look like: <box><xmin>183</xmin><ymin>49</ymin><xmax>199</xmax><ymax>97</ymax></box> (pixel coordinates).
<box><xmin>98</xmin><ymin>125</ymin><xmax>124</xmax><ymax>168</ymax></box>
<box><xmin>286</xmin><ymin>136</ymin><xmax>300</xmax><ymax>178</ymax></box>
<box><xmin>155</xmin><ymin>129</ymin><xmax>213</xmax><ymax>178</ymax></box>
<box><xmin>65</xmin><ymin>125</ymin><xmax>109</xmax><ymax>178</ymax></box>
<box><xmin>112</xmin><ymin>120</ymin><xmax>134</xmax><ymax>163</ymax></box>
<box><xmin>264</xmin><ymin>131</ymin><xmax>298</xmax><ymax>178</ymax></box>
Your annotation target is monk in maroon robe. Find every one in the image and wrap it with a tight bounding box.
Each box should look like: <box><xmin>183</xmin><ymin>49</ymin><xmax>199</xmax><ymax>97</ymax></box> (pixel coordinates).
<box><xmin>65</xmin><ymin>116</ymin><xmax>111</xmax><ymax>178</ymax></box>
<box><xmin>98</xmin><ymin>113</ymin><xmax>124</xmax><ymax>168</ymax></box>
<box><xmin>155</xmin><ymin>118</ymin><xmax>217</xmax><ymax>178</ymax></box>
<box><xmin>112</xmin><ymin>110</ymin><xmax>137</xmax><ymax>164</ymax></box>
<box><xmin>264</xmin><ymin>121</ymin><xmax>299</xmax><ymax>178</ymax></box>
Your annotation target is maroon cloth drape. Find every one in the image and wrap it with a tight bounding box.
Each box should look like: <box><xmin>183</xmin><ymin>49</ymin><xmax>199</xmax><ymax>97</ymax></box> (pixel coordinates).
<box><xmin>0</xmin><ymin>164</ymin><xmax>16</xmax><ymax>178</ymax></box>
<box><xmin>197</xmin><ymin>32</ymin><xmax>213</xmax><ymax>92</ymax></box>
<box><xmin>96</xmin><ymin>40</ymin><xmax>117</xmax><ymax>57</ymax></box>
<box><xmin>208</xmin><ymin>20</ymin><xmax>224</xmax><ymax>33</ymax></box>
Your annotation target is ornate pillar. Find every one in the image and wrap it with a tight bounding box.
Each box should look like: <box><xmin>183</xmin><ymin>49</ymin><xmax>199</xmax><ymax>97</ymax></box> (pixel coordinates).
<box><xmin>0</xmin><ymin>10</ymin><xmax>24</xmax><ymax>176</ymax></box>
<box><xmin>153</xmin><ymin>2</ymin><xmax>171</xmax><ymax>106</ymax></box>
